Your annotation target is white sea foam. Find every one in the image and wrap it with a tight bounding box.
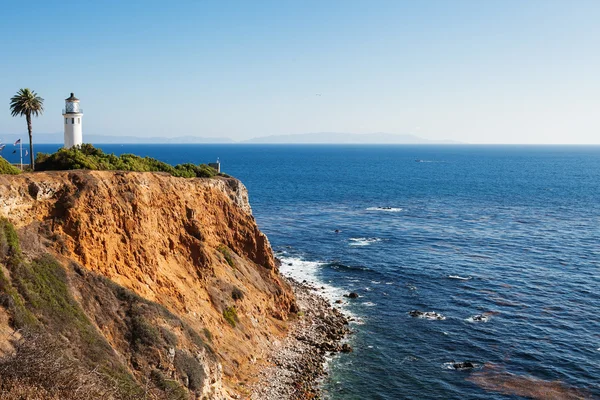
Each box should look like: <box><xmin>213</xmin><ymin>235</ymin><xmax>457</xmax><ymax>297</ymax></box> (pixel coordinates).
<box><xmin>361</xmin><ymin>302</ymin><xmax>376</xmax><ymax>307</ymax></box>
<box><xmin>409</xmin><ymin>311</ymin><xmax>446</xmax><ymax>320</ymax></box>
<box><xmin>278</xmin><ymin>255</ymin><xmax>355</xmax><ymax>317</ymax></box>
<box><xmin>466</xmin><ymin>314</ymin><xmax>490</xmax><ymax>323</ymax></box>
<box><xmin>366</xmin><ymin>207</ymin><xmax>403</xmax><ymax>212</ymax></box>
<box><xmin>349</xmin><ymin>237</ymin><xmax>382</xmax><ymax>246</ymax></box>
<box><xmin>448</xmin><ymin>275</ymin><xmax>472</xmax><ymax>280</ymax></box>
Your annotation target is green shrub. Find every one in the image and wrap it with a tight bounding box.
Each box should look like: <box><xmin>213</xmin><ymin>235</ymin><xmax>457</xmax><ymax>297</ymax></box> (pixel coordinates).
<box><xmin>35</xmin><ymin>144</ymin><xmax>218</xmax><ymax>178</ymax></box>
<box><xmin>231</xmin><ymin>287</ymin><xmax>244</xmax><ymax>301</ymax></box>
<box><xmin>1</xmin><ymin>217</ymin><xmax>21</xmax><ymax>257</ymax></box>
<box><xmin>178</xmin><ymin>325</ymin><xmax>203</xmax><ymax>351</ymax></box>
<box><xmin>0</xmin><ymin>156</ymin><xmax>21</xmax><ymax>175</ymax></box>
<box><xmin>217</xmin><ymin>245</ymin><xmax>235</xmax><ymax>268</ymax></box>
<box><xmin>174</xmin><ymin>350</ymin><xmax>205</xmax><ymax>391</ymax></box>
<box><xmin>129</xmin><ymin>312</ymin><xmax>161</xmax><ymax>350</ymax></box>
<box><xmin>159</xmin><ymin>326</ymin><xmax>178</xmax><ymax>347</ymax></box>
<box><xmin>202</xmin><ymin>327</ymin><xmax>213</xmax><ymax>342</ymax></box>
<box><xmin>223</xmin><ymin>306</ymin><xmax>238</xmax><ymax>328</ymax></box>
<box><xmin>150</xmin><ymin>370</ymin><xmax>187</xmax><ymax>400</ymax></box>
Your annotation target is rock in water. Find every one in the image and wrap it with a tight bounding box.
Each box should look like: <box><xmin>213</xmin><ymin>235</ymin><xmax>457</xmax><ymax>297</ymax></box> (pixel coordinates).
<box><xmin>453</xmin><ymin>362</ymin><xmax>475</xmax><ymax>370</ymax></box>
<box><xmin>409</xmin><ymin>310</ymin><xmax>446</xmax><ymax>320</ymax></box>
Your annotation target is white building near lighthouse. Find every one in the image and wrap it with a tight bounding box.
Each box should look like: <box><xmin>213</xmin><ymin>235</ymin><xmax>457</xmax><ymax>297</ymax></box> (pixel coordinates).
<box><xmin>63</xmin><ymin>93</ymin><xmax>83</xmax><ymax>148</ymax></box>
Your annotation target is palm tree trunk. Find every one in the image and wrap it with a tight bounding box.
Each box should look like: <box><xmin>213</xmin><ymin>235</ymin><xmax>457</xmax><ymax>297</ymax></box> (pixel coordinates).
<box><xmin>26</xmin><ymin>113</ymin><xmax>34</xmax><ymax>170</ymax></box>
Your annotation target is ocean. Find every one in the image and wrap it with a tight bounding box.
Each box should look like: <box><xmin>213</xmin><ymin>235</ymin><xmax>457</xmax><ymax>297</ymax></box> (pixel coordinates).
<box><xmin>16</xmin><ymin>144</ymin><xmax>600</xmax><ymax>399</ymax></box>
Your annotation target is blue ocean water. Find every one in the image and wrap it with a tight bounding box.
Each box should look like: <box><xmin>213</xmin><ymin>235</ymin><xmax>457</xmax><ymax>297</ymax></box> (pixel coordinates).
<box><xmin>17</xmin><ymin>144</ymin><xmax>600</xmax><ymax>399</ymax></box>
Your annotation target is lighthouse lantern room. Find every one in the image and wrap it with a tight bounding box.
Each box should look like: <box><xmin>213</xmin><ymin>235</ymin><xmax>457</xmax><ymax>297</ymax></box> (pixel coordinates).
<box><xmin>62</xmin><ymin>92</ymin><xmax>83</xmax><ymax>148</ymax></box>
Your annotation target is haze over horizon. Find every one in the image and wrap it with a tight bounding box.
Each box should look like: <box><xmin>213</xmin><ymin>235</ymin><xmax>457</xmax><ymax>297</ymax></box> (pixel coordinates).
<box><xmin>1</xmin><ymin>1</ymin><xmax>599</xmax><ymax>144</ymax></box>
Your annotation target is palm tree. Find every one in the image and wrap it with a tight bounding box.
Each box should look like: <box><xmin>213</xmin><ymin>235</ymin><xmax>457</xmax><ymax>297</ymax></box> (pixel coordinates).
<box><xmin>10</xmin><ymin>88</ymin><xmax>44</xmax><ymax>170</ymax></box>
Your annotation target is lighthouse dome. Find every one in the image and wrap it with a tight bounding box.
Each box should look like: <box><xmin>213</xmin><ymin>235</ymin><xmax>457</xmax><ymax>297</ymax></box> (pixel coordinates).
<box><xmin>64</xmin><ymin>92</ymin><xmax>81</xmax><ymax>113</ymax></box>
<box><xmin>65</xmin><ymin>92</ymin><xmax>79</xmax><ymax>102</ymax></box>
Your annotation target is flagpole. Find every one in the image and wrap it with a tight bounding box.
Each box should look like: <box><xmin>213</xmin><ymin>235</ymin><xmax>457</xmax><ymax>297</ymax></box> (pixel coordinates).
<box><xmin>20</xmin><ymin>140</ymin><xmax>22</xmax><ymax>171</ymax></box>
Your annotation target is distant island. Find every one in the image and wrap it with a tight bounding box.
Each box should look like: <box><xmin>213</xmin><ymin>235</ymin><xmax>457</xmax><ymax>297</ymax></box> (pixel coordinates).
<box><xmin>0</xmin><ymin>132</ymin><xmax>461</xmax><ymax>145</ymax></box>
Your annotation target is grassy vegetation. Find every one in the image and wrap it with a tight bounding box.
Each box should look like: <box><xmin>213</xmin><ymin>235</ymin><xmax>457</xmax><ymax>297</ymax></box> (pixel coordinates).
<box><xmin>0</xmin><ymin>219</ymin><xmax>38</xmax><ymax>328</ymax></box>
<box><xmin>35</xmin><ymin>144</ymin><xmax>219</xmax><ymax>178</ymax></box>
<box><xmin>0</xmin><ymin>218</ymin><xmax>219</xmax><ymax>399</ymax></box>
<box><xmin>0</xmin><ymin>156</ymin><xmax>21</xmax><ymax>175</ymax></box>
<box><xmin>223</xmin><ymin>306</ymin><xmax>238</xmax><ymax>328</ymax></box>
<box><xmin>159</xmin><ymin>326</ymin><xmax>179</xmax><ymax>347</ymax></box>
<box><xmin>0</xmin><ymin>218</ymin><xmax>144</xmax><ymax>398</ymax></box>
<box><xmin>0</xmin><ymin>334</ymin><xmax>109</xmax><ymax>399</ymax></box>
<box><xmin>129</xmin><ymin>309</ymin><xmax>162</xmax><ymax>351</ymax></box>
<box><xmin>218</xmin><ymin>245</ymin><xmax>235</xmax><ymax>268</ymax></box>
<box><xmin>202</xmin><ymin>327</ymin><xmax>213</xmax><ymax>342</ymax></box>
<box><xmin>150</xmin><ymin>370</ymin><xmax>187</xmax><ymax>400</ymax></box>
<box><xmin>174</xmin><ymin>350</ymin><xmax>206</xmax><ymax>391</ymax></box>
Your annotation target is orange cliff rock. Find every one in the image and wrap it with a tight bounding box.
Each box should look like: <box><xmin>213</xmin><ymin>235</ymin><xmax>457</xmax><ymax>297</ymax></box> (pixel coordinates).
<box><xmin>0</xmin><ymin>170</ymin><xmax>297</xmax><ymax>398</ymax></box>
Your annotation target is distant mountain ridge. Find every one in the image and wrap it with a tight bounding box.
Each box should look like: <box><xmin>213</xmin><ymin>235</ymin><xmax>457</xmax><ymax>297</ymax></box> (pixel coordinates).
<box><xmin>0</xmin><ymin>132</ymin><xmax>460</xmax><ymax>144</ymax></box>
<box><xmin>242</xmin><ymin>132</ymin><xmax>461</xmax><ymax>144</ymax></box>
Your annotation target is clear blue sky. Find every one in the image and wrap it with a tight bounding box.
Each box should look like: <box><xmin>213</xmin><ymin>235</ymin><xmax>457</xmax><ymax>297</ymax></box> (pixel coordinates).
<box><xmin>1</xmin><ymin>0</ymin><xmax>598</xmax><ymax>143</ymax></box>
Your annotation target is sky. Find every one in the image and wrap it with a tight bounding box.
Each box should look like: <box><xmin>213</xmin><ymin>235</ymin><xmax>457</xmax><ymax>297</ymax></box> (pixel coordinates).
<box><xmin>0</xmin><ymin>0</ymin><xmax>599</xmax><ymax>144</ymax></box>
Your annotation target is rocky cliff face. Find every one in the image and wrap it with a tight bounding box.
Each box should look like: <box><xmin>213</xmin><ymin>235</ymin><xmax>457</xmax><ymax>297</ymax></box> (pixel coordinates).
<box><xmin>0</xmin><ymin>171</ymin><xmax>296</xmax><ymax>399</ymax></box>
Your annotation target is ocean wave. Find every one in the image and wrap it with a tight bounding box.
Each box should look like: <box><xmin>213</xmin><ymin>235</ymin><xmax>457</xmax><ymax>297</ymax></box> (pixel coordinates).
<box><xmin>326</xmin><ymin>262</ymin><xmax>373</xmax><ymax>273</ymax></box>
<box><xmin>361</xmin><ymin>302</ymin><xmax>377</xmax><ymax>307</ymax></box>
<box><xmin>278</xmin><ymin>255</ymin><xmax>355</xmax><ymax>317</ymax></box>
<box><xmin>349</xmin><ymin>237</ymin><xmax>382</xmax><ymax>246</ymax></box>
<box><xmin>448</xmin><ymin>275</ymin><xmax>472</xmax><ymax>280</ymax></box>
<box><xmin>366</xmin><ymin>207</ymin><xmax>403</xmax><ymax>212</ymax></box>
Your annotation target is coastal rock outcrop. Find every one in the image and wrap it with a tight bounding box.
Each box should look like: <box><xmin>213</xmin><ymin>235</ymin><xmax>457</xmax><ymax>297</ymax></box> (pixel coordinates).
<box><xmin>0</xmin><ymin>170</ymin><xmax>297</xmax><ymax>398</ymax></box>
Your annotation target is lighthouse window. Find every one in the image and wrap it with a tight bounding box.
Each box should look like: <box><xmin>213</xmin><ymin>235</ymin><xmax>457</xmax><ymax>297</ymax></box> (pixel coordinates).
<box><xmin>72</xmin><ymin>118</ymin><xmax>74</xmax><ymax>124</ymax></box>
<box><xmin>78</xmin><ymin>118</ymin><xmax>80</xmax><ymax>124</ymax></box>
<box><xmin>65</xmin><ymin>118</ymin><xmax>67</xmax><ymax>124</ymax></box>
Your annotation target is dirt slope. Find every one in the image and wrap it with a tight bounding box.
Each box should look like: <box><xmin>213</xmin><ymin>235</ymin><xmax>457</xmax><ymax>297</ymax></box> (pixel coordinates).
<box><xmin>0</xmin><ymin>170</ymin><xmax>296</xmax><ymax>399</ymax></box>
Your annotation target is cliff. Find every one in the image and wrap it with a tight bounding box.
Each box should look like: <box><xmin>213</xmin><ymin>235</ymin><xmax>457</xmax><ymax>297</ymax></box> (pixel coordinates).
<box><xmin>0</xmin><ymin>170</ymin><xmax>297</xmax><ymax>399</ymax></box>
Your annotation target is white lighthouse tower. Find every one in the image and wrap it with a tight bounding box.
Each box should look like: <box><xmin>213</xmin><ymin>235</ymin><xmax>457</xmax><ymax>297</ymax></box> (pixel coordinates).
<box><xmin>62</xmin><ymin>93</ymin><xmax>83</xmax><ymax>148</ymax></box>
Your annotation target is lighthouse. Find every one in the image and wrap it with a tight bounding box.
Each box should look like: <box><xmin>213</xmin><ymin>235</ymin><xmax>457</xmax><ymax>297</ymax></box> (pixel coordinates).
<box><xmin>63</xmin><ymin>93</ymin><xmax>83</xmax><ymax>148</ymax></box>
